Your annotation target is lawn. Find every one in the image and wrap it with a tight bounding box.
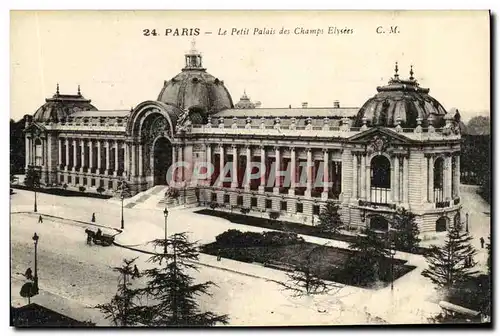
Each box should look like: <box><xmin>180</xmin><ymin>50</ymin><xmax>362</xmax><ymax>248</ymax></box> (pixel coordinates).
<box><xmin>201</xmin><ymin>239</ymin><xmax>416</xmax><ymax>289</ymax></box>
<box><xmin>196</xmin><ymin>208</ymin><xmax>428</xmax><ymax>254</ymax></box>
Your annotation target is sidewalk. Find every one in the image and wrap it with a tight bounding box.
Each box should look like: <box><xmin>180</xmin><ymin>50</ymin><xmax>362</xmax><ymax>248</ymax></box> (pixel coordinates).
<box><xmin>11</xmin><ymin>276</ymin><xmax>111</xmax><ymax>326</ymax></box>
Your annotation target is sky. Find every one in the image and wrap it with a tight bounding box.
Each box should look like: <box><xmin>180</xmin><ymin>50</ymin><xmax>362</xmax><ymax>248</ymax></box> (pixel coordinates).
<box><xmin>10</xmin><ymin>10</ymin><xmax>490</xmax><ymax>122</ymax></box>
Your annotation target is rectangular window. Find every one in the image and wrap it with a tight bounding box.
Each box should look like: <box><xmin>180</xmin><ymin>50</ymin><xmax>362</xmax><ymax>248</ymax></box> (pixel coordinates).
<box><xmin>211</xmin><ymin>192</ymin><xmax>217</xmax><ymax>202</ymax></box>
<box><xmin>265</xmin><ymin>199</ymin><xmax>272</xmax><ymax>209</ymax></box>
<box><xmin>296</xmin><ymin>203</ymin><xmax>303</xmax><ymax>213</ymax></box>
<box><xmin>313</xmin><ymin>205</ymin><xmax>320</xmax><ymax>215</ymax></box>
<box><xmin>237</xmin><ymin>195</ymin><xmax>243</xmax><ymax>206</ymax></box>
<box><xmin>60</xmin><ymin>175</ymin><xmax>64</xmax><ymax>183</ymax></box>
<box><xmin>251</xmin><ymin>197</ymin><xmax>257</xmax><ymax>207</ymax></box>
<box><xmin>224</xmin><ymin>194</ymin><xmax>230</xmax><ymax>204</ymax></box>
<box><xmin>99</xmin><ymin>179</ymin><xmax>104</xmax><ymax>188</ymax></box>
<box><xmin>75</xmin><ymin>177</ymin><xmax>80</xmax><ymax>185</ymax></box>
<box><xmin>281</xmin><ymin>201</ymin><xmax>287</xmax><ymax>212</ymax></box>
<box><xmin>83</xmin><ymin>178</ymin><xmax>87</xmax><ymax>186</ymax></box>
<box><xmin>68</xmin><ymin>176</ymin><xmax>72</xmax><ymax>183</ymax></box>
<box><xmin>91</xmin><ymin>178</ymin><xmax>96</xmax><ymax>187</ymax></box>
<box><xmin>108</xmin><ymin>181</ymin><xmax>113</xmax><ymax>190</ymax></box>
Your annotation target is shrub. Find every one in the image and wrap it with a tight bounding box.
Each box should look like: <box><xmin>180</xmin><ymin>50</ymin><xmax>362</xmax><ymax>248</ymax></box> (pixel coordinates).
<box><xmin>209</xmin><ymin>202</ymin><xmax>219</xmax><ymax>210</ymax></box>
<box><xmin>214</xmin><ymin>229</ymin><xmax>304</xmax><ymax>248</ymax></box>
<box><xmin>240</xmin><ymin>207</ymin><xmax>251</xmax><ymax>215</ymax></box>
<box><xmin>167</xmin><ymin>187</ymin><xmax>180</xmax><ymax>199</ymax></box>
<box><xmin>62</xmin><ymin>183</ymin><xmax>68</xmax><ymax>190</ymax></box>
<box><xmin>78</xmin><ymin>186</ymin><xmax>86</xmax><ymax>193</ymax></box>
<box><xmin>269</xmin><ymin>211</ymin><xmax>280</xmax><ymax>221</ymax></box>
<box><xmin>96</xmin><ymin>186</ymin><xmax>105</xmax><ymax>194</ymax></box>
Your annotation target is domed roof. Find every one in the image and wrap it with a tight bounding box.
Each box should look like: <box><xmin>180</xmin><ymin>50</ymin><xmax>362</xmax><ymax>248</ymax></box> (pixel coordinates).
<box><xmin>354</xmin><ymin>64</ymin><xmax>447</xmax><ymax>128</ymax></box>
<box><xmin>156</xmin><ymin>42</ymin><xmax>233</xmax><ymax>116</ymax></box>
<box><xmin>234</xmin><ymin>91</ymin><xmax>257</xmax><ymax>109</ymax></box>
<box><xmin>33</xmin><ymin>85</ymin><xmax>97</xmax><ymax>122</ymax></box>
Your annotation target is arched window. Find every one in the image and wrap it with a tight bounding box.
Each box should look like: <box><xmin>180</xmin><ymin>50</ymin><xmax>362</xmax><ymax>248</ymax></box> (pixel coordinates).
<box><xmin>34</xmin><ymin>138</ymin><xmax>43</xmax><ymax>166</ymax></box>
<box><xmin>370</xmin><ymin>155</ymin><xmax>391</xmax><ymax>204</ymax></box>
<box><xmin>434</xmin><ymin>157</ymin><xmax>444</xmax><ymax>202</ymax></box>
<box><xmin>436</xmin><ymin>217</ymin><xmax>448</xmax><ymax>232</ymax></box>
<box><xmin>370</xmin><ymin>215</ymin><xmax>389</xmax><ymax>231</ymax></box>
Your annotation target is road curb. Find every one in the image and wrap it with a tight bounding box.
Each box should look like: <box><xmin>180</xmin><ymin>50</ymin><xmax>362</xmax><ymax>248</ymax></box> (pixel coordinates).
<box><xmin>112</xmin><ymin>241</ymin><xmax>280</xmax><ymax>283</ymax></box>
<box><xmin>13</xmin><ymin>211</ymin><xmax>122</xmax><ymax>234</ymax></box>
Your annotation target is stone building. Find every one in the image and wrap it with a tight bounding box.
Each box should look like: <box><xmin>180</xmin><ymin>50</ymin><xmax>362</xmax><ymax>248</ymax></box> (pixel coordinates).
<box><xmin>23</xmin><ymin>44</ymin><xmax>462</xmax><ymax>233</ymax></box>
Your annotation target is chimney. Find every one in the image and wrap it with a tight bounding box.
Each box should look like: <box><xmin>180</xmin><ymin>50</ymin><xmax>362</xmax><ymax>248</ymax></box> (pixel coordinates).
<box><xmin>333</xmin><ymin>100</ymin><xmax>340</xmax><ymax>108</ymax></box>
<box><xmin>302</xmin><ymin>102</ymin><xmax>308</xmax><ymax>108</ymax></box>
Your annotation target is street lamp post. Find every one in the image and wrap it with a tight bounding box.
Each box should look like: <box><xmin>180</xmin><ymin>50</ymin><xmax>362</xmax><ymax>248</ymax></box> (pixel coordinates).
<box><xmin>390</xmin><ymin>242</ymin><xmax>396</xmax><ymax>291</ymax></box>
<box><xmin>34</xmin><ymin>188</ymin><xmax>38</xmax><ymax>213</ymax></box>
<box><xmin>32</xmin><ymin>232</ymin><xmax>39</xmax><ymax>294</ymax></box>
<box><xmin>121</xmin><ymin>194</ymin><xmax>125</xmax><ymax>230</ymax></box>
<box><xmin>163</xmin><ymin>207</ymin><xmax>169</xmax><ymax>254</ymax></box>
<box><xmin>466</xmin><ymin>212</ymin><xmax>469</xmax><ymax>233</ymax></box>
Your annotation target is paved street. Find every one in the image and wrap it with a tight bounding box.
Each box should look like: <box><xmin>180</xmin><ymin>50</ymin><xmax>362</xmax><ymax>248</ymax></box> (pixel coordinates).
<box><xmin>10</xmin><ymin>184</ymin><xmax>491</xmax><ymax>325</ymax></box>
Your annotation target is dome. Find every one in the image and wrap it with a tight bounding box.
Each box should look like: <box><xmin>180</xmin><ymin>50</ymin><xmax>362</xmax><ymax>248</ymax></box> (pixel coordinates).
<box><xmin>33</xmin><ymin>85</ymin><xmax>97</xmax><ymax>122</ymax></box>
<box><xmin>156</xmin><ymin>42</ymin><xmax>233</xmax><ymax>117</ymax></box>
<box><xmin>354</xmin><ymin>64</ymin><xmax>447</xmax><ymax>128</ymax></box>
<box><xmin>235</xmin><ymin>91</ymin><xmax>256</xmax><ymax>109</ymax></box>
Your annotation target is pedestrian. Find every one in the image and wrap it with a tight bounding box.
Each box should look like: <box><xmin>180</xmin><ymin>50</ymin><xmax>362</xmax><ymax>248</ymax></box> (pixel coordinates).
<box><xmin>217</xmin><ymin>249</ymin><xmax>222</xmax><ymax>261</ymax></box>
<box><xmin>96</xmin><ymin>228</ymin><xmax>102</xmax><ymax>240</ymax></box>
<box><xmin>91</xmin><ymin>213</ymin><xmax>96</xmax><ymax>223</ymax></box>
<box><xmin>480</xmin><ymin>237</ymin><xmax>485</xmax><ymax>249</ymax></box>
<box><xmin>86</xmin><ymin>230</ymin><xmax>92</xmax><ymax>245</ymax></box>
<box><xmin>132</xmin><ymin>265</ymin><xmax>140</xmax><ymax>279</ymax></box>
<box><xmin>24</xmin><ymin>267</ymin><xmax>33</xmax><ymax>281</ymax></box>
<box><xmin>38</xmin><ymin>215</ymin><xmax>43</xmax><ymax>223</ymax></box>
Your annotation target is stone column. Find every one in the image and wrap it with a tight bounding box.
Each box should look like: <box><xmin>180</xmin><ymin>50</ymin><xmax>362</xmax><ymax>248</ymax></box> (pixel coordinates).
<box><xmin>178</xmin><ymin>145</ymin><xmax>184</xmax><ymax>182</ymax></box>
<box><xmin>65</xmin><ymin>138</ymin><xmax>69</xmax><ymax>171</ymax></box>
<box><xmin>105</xmin><ymin>140</ymin><xmax>110</xmax><ymax>175</ymax></box>
<box><xmin>428</xmin><ymin>155</ymin><xmax>434</xmax><ymax>203</ymax></box>
<box><xmin>131</xmin><ymin>143</ymin><xmax>136</xmax><ymax>178</ymax></box>
<box><xmin>445</xmin><ymin>154</ymin><xmax>452</xmax><ymax>200</ymax></box>
<box><xmin>97</xmin><ymin>141</ymin><xmax>102</xmax><ymax>173</ymax></box>
<box><xmin>25</xmin><ymin>137</ymin><xmax>30</xmax><ymax>170</ymax></box>
<box><xmin>72</xmin><ymin>139</ymin><xmax>77</xmax><ymax>172</ymax></box>
<box><xmin>352</xmin><ymin>154</ymin><xmax>358</xmax><ymax>199</ymax></box>
<box><xmin>123</xmin><ymin>142</ymin><xmax>128</xmax><ymax>177</ymax></box>
<box><xmin>58</xmin><ymin>138</ymin><xmax>62</xmax><ymax>168</ymax></box>
<box><xmin>394</xmin><ymin>155</ymin><xmax>400</xmax><ymax>203</ymax></box>
<box><xmin>402</xmin><ymin>155</ymin><xmax>409</xmax><ymax>204</ymax></box>
<box><xmin>79</xmin><ymin>139</ymin><xmax>85</xmax><ymax>173</ymax></box>
<box><xmin>88</xmin><ymin>140</ymin><xmax>93</xmax><ymax>173</ymax></box>
<box><xmin>273</xmin><ymin>146</ymin><xmax>280</xmax><ymax>193</ymax></box>
<box><xmin>219</xmin><ymin>144</ymin><xmax>225</xmax><ymax>188</ymax></box>
<box><xmin>114</xmin><ymin>140</ymin><xmax>119</xmax><ymax>176</ymax></box>
<box><xmin>454</xmin><ymin>154</ymin><xmax>460</xmax><ymax>199</ymax></box>
<box><xmin>360</xmin><ymin>154</ymin><xmax>366</xmax><ymax>199</ymax></box>
<box><xmin>259</xmin><ymin>145</ymin><xmax>265</xmax><ymax>192</ymax></box>
<box><xmin>245</xmin><ymin>145</ymin><xmax>251</xmax><ymax>191</ymax></box>
<box><xmin>421</xmin><ymin>153</ymin><xmax>428</xmax><ymax>203</ymax></box>
<box><xmin>289</xmin><ymin>147</ymin><xmax>296</xmax><ymax>196</ymax></box>
<box><xmin>206</xmin><ymin>144</ymin><xmax>212</xmax><ymax>186</ymax></box>
<box><xmin>138</xmin><ymin>144</ymin><xmax>143</xmax><ymax>179</ymax></box>
<box><xmin>306</xmin><ymin>148</ymin><xmax>312</xmax><ymax>197</ymax></box>
<box><xmin>231</xmin><ymin>145</ymin><xmax>238</xmax><ymax>189</ymax></box>
<box><xmin>365</xmin><ymin>155</ymin><xmax>371</xmax><ymax>202</ymax></box>
<box><xmin>322</xmin><ymin>149</ymin><xmax>329</xmax><ymax>199</ymax></box>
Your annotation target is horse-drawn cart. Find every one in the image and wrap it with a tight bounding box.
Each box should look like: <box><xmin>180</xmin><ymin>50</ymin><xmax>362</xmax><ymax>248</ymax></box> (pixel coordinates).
<box><xmin>85</xmin><ymin>228</ymin><xmax>115</xmax><ymax>246</ymax></box>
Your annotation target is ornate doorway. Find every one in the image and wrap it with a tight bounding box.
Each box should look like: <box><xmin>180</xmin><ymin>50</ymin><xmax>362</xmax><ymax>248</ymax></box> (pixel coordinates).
<box><xmin>153</xmin><ymin>137</ymin><xmax>172</xmax><ymax>185</ymax></box>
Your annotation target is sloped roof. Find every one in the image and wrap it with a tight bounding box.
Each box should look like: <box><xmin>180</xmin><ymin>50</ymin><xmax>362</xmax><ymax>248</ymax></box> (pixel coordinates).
<box><xmin>213</xmin><ymin>107</ymin><xmax>359</xmax><ymax>118</ymax></box>
<box><xmin>69</xmin><ymin>110</ymin><xmax>131</xmax><ymax>118</ymax></box>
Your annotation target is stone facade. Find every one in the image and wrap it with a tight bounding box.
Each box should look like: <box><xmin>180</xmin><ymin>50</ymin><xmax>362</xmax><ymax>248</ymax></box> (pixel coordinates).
<box><xmin>24</xmin><ymin>47</ymin><xmax>462</xmax><ymax>233</ymax></box>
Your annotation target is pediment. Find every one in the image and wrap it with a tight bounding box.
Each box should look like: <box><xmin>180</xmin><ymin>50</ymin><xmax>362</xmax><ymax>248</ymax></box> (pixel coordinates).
<box><xmin>348</xmin><ymin>127</ymin><xmax>413</xmax><ymax>145</ymax></box>
<box><xmin>23</xmin><ymin>122</ymin><xmax>47</xmax><ymax>137</ymax></box>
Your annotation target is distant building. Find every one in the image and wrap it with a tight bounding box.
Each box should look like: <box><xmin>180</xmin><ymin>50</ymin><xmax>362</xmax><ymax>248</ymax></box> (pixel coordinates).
<box><xmin>23</xmin><ymin>44</ymin><xmax>462</xmax><ymax>233</ymax></box>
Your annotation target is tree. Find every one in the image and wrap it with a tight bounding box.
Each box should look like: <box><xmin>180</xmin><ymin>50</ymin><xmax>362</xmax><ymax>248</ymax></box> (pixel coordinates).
<box><xmin>279</xmin><ymin>244</ymin><xmax>338</xmax><ymax>296</ymax></box>
<box><xmin>466</xmin><ymin>115</ymin><xmax>490</xmax><ymax>135</ymax></box>
<box><xmin>96</xmin><ymin>186</ymin><xmax>105</xmax><ymax>194</ymax></box>
<box><xmin>390</xmin><ymin>208</ymin><xmax>421</xmax><ymax>252</ymax></box>
<box><xmin>78</xmin><ymin>186</ymin><xmax>86</xmax><ymax>193</ymax></box>
<box><xmin>24</xmin><ymin>166</ymin><xmax>41</xmax><ymax>212</ymax></box>
<box><xmin>421</xmin><ymin>221</ymin><xmax>478</xmax><ymax>291</ymax></box>
<box><xmin>317</xmin><ymin>201</ymin><xmax>343</xmax><ymax>235</ymax></box>
<box><xmin>486</xmin><ymin>235</ymin><xmax>491</xmax><ymax>276</ymax></box>
<box><xmin>136</xmin><ymin>233</ymin><xmax>228</xmax><ymax>326</ymax></box>
<box><xmin>95</xmin><ymin>258</ymin><xmax>142</xmax><ymax>326</ymax></box>
<box><xmin>344</xmin><ymin>229</ymin><xmax>390</xmax><ymax>285</ymax></box>
<box><xmin>117</xmin><ymin>180</ymin><xmax>132</xmax><ymax>199</ymax></box>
